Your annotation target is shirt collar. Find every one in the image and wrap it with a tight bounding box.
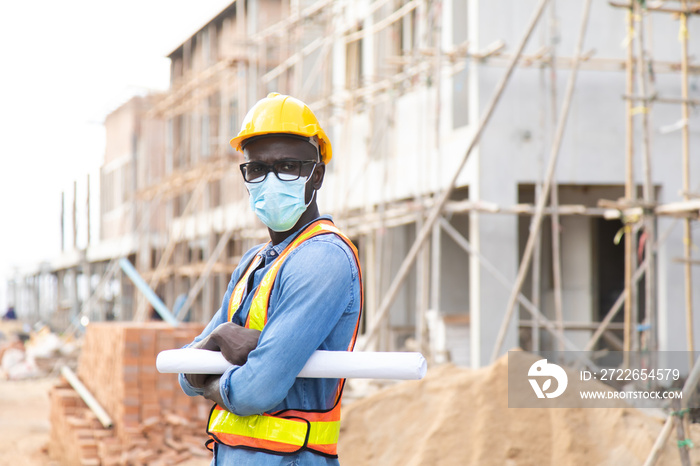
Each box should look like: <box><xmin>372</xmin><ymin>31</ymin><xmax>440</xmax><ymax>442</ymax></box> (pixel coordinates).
<box><xmin>259</xmin><ymin>215</ymin><xmax>333</xmax><ymax>259</ymax></box>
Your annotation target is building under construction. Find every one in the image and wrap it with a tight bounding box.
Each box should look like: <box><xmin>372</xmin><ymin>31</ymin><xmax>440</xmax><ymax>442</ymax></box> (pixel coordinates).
<box><xmin>7</xmin><ymin>0</ymin><xmax>700</xmax><ymax>371</ymax></box>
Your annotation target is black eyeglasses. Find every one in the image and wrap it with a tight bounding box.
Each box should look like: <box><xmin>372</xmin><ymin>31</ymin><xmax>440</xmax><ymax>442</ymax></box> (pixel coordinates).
<box><xmin>239</xmin><ymin>159</ymin><xmax>317</xmax><ymax>183</ymax></box>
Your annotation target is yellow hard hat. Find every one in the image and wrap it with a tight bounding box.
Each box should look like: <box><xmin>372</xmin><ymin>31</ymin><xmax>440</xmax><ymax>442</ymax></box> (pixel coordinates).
<box><xmin>230</xmin><ymin>92</ymin><xmax>332</xmax><ymax>164</ymax></box>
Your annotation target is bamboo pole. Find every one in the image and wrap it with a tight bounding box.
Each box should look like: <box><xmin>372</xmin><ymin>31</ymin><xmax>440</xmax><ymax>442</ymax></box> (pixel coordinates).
<box><xmin>262</xmin><ymin>36</ymin><xmax>326</xmax><ymax>84</ymax></box>
<box><xmin>63</xmin><ymin>192</ymin><xmax>165</xmax><ymax>337</ymax></box>
<box><xmin>293</xmin><ymin>0</ymin><xmax>303</xmax><ymax>95</ymax></box>
<box><xmin>680</xmin><ymin>0</ymin><xmax>695</xmax><ymax>370</ymax></box>
<box><xmin>300</xmin><ymin>34</ymin><xmax>333</xmax><ymax>99</ymax></box>
<box><xmin>345</xmin><ymin>0</ymin><xmax>420</xmax><ymax>44</ymax></box>
<box><xmin>491</xmin><ymin>0</ymin><xmax>593</xmax><ymax>362</ymax></box>
<box><xmin>624</xmin><ymin>95</ymin><xmax>700</xmax><ymax>106</ymax></box>
<box><xmin>644</xmin><ymin>417</ymin><xmax>675</xmax><ymax>466</ymax></box>
<box><xmin>547</xmin><ymin>0</ymin><xmax>564</xmax><ymax>353</ymax></box>
<box><xmin>339</xmin><ymin>198</ymin><xmax>697</xmax><ymax>238</ymax></box>
<box><xmin>530</xmin><ymin>4</ymin><xmax>554</xmax><ymax>353</ymax></box>
<box><xmin>425</xmin><ymin>0</ymin><xmax>443</xmax><ymax>356</ymax></box>
<box><xmin>644</xmin><ymin>344</ymin><xmax>700</xmax><ymax>465</ymax></box>
<box><xmin>520</xmin><ymin>320</ymin><xmax>625</xmax><ymax>331</ymax></box>
<box><xmin>250</xmin><ymin>0</ymin><xmax>334</xmax><ymax>42</ymax></box>
<box><xmin>672</xmin><ymin>398</ymin><xmax>692</xmax><ymax>466</ymax></box>
<box><xmin>623</xmin><ymin>4</ymin><xmax>636</xmax><ymax>368</ymax></box>
<box><xmin>60</xmin><ymin>366</ymin><xmax>113</xmax><ymax>429</ymax></box>
<box><xmin>358</xmin><ymin>0</ymin><xmax>551</xmax><ymax>351</ymax></box>
<box><xmin>134</xmin><ymin>179</ymin><xmax>208</xmax><ymax>320</ymax></box>
<box><xmin>433</xmin><ymin>0</ymin><xmax>443</xmax><ymax>158</ymax></box>
<box><xmin>634</xmin><ymin>1</ymin><xmax>657</xmax><ymax>357</ymax></box>
<box><xmin>175</xmin><ymin>228</ymin><xmax>235</xmax><ymax>321</ymax></box>
<box><xmin>609</xmin><ymin>1</ymin><xmax>700</xmax><ymax>14</ymax></box>
<box><xmin>415</xmin><ymin>216</ymin><xmax>426</xmax><ymax>355</ymax></box>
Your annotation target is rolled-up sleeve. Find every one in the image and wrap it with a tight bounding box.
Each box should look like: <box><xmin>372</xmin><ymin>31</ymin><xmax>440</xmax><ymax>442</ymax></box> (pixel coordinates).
<box><xmin>219</xmin><ymin>237</ymin><xmax>359</xmax><ymax>416</ymax></box>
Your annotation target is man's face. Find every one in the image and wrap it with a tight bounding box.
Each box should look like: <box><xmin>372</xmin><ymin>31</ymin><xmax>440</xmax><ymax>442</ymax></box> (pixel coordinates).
<box><xmin>243</xmin><ymin>135</ymin><xmax>325</xmax><ymax>202</ymax></box>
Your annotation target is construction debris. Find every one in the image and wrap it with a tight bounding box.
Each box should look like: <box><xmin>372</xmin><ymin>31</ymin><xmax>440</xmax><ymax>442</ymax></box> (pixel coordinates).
<box><xmin>48</xmin><ymin>322</ymin><xmax>212</xmax><ymax>465</ymax></box>
<box><xmin>0</xmin><ymin>322</ymin><xmax>77</xmax><ymax>380</ymax></box>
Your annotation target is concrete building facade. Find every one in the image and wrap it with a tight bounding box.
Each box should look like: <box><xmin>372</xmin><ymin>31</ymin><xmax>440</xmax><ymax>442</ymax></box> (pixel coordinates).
<box><xmin>10</xmin><ymin>0</ymin><xmax>700</xmax><ymax>370</ymax></box>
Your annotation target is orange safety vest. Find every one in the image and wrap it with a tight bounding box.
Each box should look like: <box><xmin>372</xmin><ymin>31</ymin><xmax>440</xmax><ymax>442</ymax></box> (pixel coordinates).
<box><xmin>206</xmin><ymin>219</ymin><xmax>363</xmax><ymax>457</ymax></box>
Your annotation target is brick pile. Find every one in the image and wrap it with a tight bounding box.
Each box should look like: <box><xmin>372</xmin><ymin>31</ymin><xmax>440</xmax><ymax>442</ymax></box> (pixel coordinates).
<box><xmin>49</xmin><ymin>386</ymin><xmax>103</xmax><ymax>465</ymax></box>
<box><xmin>49</xmin><ymin>322</ymin><xmax>215</xmax><ymax>465</ymax></box>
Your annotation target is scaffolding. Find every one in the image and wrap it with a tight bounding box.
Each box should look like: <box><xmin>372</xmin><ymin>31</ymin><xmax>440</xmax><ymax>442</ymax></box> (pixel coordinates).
<box><xmin>12</xmin><ymin>0</ymin><xmax>696</xmax><ymax>359</ymax></box>
<box><xmin>9</xmin><ymin>3</ymin><xmax>700</xmax><ymax>461</ymax></box>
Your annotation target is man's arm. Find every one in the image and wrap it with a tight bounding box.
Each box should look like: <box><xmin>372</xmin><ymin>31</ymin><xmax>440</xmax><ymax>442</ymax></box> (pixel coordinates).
<box><xmin>216</xmin><ymin>238</ymin><xmax>360</xmax><ymax>416</ymax></box>
<box><xmin>178</xmin><ymin>246</ymin><xmax>263</xmax><ymax>396</ymax></box>
<box><xmin>184</xmin><ymin>323</ymin><xmax>261</xmax><ymax>389</ymax></box>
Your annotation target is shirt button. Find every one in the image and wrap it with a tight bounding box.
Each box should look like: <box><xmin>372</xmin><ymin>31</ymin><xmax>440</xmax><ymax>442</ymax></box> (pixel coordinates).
<box><xmin>269</xmin><ymin>250</ymin><xmax>277</xmax><ymax>257</ymax></box>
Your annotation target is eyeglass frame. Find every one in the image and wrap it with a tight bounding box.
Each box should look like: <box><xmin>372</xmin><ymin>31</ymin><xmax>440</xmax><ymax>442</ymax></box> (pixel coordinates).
<box><xmin>239</xmin><ymin>159</ymin><xmax>318</xmax><ymax>183</ymax></box>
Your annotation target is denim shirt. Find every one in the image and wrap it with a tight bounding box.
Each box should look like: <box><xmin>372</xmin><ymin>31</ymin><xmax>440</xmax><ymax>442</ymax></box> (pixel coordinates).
<box><xmin>179</xmin><ymin>216</ymin><xmax>361</xmax><ymax>466</ymax></box>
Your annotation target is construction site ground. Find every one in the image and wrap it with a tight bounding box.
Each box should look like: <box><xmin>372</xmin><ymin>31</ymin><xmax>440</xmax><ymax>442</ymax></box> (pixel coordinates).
<box><xmin>0</xmin><ymin>377</ymin><xmax>54</xmax><ymax>465</ymax></box>
<box><xmin>2</xmin><ymin>361</ymin><xmax>697</xmax><ymax>466</ymax></box>
<box><xmin>0</xmin><ymin>378</ymin><xmax>211</xmax><ymax>466</ymax></box>
<box><xmin>2</xmin><ymin>323</ymin><xmax>698</xmax><ymax>465</ymax></box>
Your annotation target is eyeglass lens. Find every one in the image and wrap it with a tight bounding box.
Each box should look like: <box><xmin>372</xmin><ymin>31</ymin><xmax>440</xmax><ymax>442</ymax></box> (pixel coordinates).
<box><xmin>240</xmin><ymin>160</ymin><xmax>313</xmax><ymax>183</ymax></box>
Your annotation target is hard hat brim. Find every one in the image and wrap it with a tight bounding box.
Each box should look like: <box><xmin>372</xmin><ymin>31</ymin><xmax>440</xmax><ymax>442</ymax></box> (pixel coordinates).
<box><xmin>230</xmin><ymin>130</ymin><xmax>332</xmax><ymax>164</ymax></box>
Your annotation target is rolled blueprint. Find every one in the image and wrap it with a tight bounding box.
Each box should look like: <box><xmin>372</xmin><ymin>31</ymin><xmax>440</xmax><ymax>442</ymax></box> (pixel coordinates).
<box><xmin>156</xmin><ymin>348</ymin><xmax>427</xmax><ymax>380</ymax></box>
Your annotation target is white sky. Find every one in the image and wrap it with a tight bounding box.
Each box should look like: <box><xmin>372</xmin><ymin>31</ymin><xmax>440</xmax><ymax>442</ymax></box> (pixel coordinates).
<box><xmin>0</xmin><ymin>0</ymin><xmax>234</xmax><ymax>309</ymax></box>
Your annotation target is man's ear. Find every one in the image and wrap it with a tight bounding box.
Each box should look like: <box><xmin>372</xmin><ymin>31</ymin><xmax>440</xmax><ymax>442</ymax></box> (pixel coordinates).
<box><xmin>312</xmin><ymin>163</ymin><xmax>325</xmax><ymax>190</ymax></box>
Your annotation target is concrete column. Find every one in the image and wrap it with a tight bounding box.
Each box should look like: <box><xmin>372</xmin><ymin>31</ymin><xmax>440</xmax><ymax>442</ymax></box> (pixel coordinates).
<box><xmin>469</xmin><ymin>167</ymin><xmax>518</xmax><ymax>368</ymax></box>
<box><xmin>70</xmin><ymin>267</ymin><xmax>79</xmax><ymax>324</ymax></box>
<box><xmin>361</xmin><ymin>0</ymin><xmax>374</xmax><ymax>86</ymax></box>
<box><xmin>247</xmin><ymin>0</ymin><xmax>259</xmax><ymax>102</ymax></box>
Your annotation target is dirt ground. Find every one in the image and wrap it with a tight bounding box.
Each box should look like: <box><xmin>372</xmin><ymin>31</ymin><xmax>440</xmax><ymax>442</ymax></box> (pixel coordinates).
<box><xmin>0</xmin><ymin>377</ymin><xmax>55</xmax><ymax>465</ymax></box>
<box><xmin>338</xmin><ymin>357</ymin><xmax>697</xmax><ymax>466</ymax></box>
<box><xmin>0</xmin><ymin>377</ymin><xmax>212</xmax><ymax>466</ymax></box>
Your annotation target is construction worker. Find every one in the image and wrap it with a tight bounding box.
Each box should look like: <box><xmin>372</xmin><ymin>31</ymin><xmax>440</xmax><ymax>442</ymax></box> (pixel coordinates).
<box><xmin>179</xmin><ymin>93</ymin><xmax>363</xmax><ymax>465</ymax></box>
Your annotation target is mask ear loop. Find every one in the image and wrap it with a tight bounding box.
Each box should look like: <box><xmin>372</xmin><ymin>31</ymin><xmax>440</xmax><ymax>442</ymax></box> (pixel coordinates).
<box><xmin>304</xmin><ymin>136</ymin><xmax>321</xmax><ymax>204</ymax></box>
<box><xmin>305</xmin><ymin>188</ymin><xmax>317</xmax><ymax>208</ymax></box>
<box><xmin>304</xmin><ymin>162</ymin><xmax>318</xmax><ymax>207</ymax></box>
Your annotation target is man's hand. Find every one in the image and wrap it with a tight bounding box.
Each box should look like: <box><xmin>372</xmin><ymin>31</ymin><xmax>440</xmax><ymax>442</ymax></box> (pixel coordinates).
<box><xmin>198</xmin><ymin>322</ymin><xmax>262</xmax><ymax>366</ymax></box>
<box><xmin>184</xmin><ymin>323</ymin><xmax>261</xmax><ymax>389</ymax></box>
<box><xmin>202</xmin><ymin>376</ymin><xmax>226</xmax><ymax>407</ymax></box>
<box><xmin>184</xmin><ymin>374</ymin><xmax>226</xmax><ymax>406</ymax></box>
<box><xmin>185</xmin><ymin>373</ymin><xmax>219</xmax><ymax>390</ymax></box>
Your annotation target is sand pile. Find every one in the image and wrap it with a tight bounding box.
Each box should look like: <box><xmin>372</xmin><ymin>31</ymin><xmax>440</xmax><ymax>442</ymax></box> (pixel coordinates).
<box><xmin>338</xmin><ymin>351</ymin><xmax>697</xmax><ymax>466</ymax></box>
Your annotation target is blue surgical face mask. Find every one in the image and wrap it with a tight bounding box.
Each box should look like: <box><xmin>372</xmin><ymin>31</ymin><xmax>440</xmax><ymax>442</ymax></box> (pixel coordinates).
<box><xmin>245</xmin><ymin>165</ymin><xmax>316</xmax><ymax>232</ymax></box>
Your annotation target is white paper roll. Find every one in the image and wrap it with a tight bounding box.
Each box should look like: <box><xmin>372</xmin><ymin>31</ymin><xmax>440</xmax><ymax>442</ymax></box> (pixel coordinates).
<box><xmin>156</xmin><ymin>348</ymin><xmax>427</xmax><ymax>380</ymax></box>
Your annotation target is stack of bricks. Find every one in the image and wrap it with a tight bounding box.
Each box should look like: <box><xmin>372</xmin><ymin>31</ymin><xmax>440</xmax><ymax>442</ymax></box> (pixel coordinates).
<box><xmin>49</xmin><ymin>322</ymin><xmax>215</xmax><ymax>465</ymax></box>
<box><xmin>49</xmin><ymin>385</ymin><xmax>103</xmax><ymax>465</ymax></box>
